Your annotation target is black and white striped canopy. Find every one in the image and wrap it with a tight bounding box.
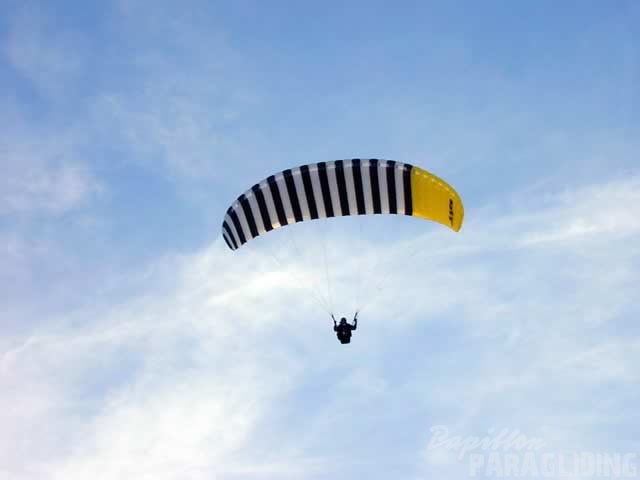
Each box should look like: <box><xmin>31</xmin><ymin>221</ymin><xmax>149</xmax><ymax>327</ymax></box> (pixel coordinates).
<box><xmin>222</xmin><ymin>159</ymin><xmax>415</xmax><ymax>251</ymax></box>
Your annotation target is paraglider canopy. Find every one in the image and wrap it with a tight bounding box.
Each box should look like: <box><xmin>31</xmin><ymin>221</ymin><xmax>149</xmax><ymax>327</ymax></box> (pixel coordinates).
<box><xmin>222</xmin><ymin>159</ymin><xmax>464</xmax><ymax>250</ymax></box>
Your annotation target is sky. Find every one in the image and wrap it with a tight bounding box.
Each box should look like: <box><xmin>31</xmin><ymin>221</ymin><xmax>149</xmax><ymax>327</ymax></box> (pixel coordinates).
<box><xmin>1</xmin><ymin>1</ymin><xmax>639</xmax><ymax>479</ymax></box>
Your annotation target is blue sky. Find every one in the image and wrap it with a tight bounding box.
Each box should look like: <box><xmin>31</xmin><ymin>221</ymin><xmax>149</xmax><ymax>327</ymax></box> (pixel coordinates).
<box><xmin>1</xmin><ymin>1</ymin><xmax>639</xmax><ymax>479</ymax></box>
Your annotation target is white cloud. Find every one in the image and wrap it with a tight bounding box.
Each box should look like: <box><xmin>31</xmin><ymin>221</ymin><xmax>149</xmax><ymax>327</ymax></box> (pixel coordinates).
<box><xmin>0</xmin><ymin>10</ymin><xmax>100</xmax><ymax>226</ymax></box>
<box><xmin>0</xmin><ymin>95</ymin><xmax>101</xmax><ymax>218</ymax></box>
<box><xmin>84</xmin><ymin>3</ymin><xmax>265</xmax><ymax>184</ymax></box>
<box><xmin>519</xmin><ymin>176</ymin><xmax>640</xmax><ymax>246</ymax></box>
<box><xmin>0</xmin><ymin>160</ymin><xmax>100</xmax><ymax>215</ymax></box>
<box><xmin>0</xmin><ymin>244</ymin><xmax>323</xmax><ymax>479</ymax></box>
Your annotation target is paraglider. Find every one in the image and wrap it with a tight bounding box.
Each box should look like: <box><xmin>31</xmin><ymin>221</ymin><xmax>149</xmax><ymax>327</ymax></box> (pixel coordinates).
<box><xmin>222</xmin><ymin>159</ymin><xmax>464</xmax><ymax>343</ymax></box>
<box><xmin>332</xmin><ymin>313</ymin><xmax>358</xmax><ymax>344</ymax></box>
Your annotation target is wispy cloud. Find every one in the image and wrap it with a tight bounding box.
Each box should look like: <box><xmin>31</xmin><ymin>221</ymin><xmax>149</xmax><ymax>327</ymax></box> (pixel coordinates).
<box><xmin>1</xmin><ymin>5</ymin><xmax>100</xmax><ymax>217</ymax></box>
<box><xmin>3</xmin><ymin>6</ymin><xmax>85</xmax><ymax>98</ymax></box>
<box><xmin>1</xmin><ymin>157</ymin><xmax>100</xmax><ymax>216</ymax></box>
<box><xmin>1</xmin><ymin>173</ymin><xmax>638</xmax><ymax>479</ymax></box>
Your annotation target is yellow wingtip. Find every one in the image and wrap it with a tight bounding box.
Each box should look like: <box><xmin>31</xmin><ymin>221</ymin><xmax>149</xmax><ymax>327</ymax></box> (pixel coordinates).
<box><xmin>411</xmin><ymin>166</ymin><xmax>464</xmax><ymax>232</ymax></box>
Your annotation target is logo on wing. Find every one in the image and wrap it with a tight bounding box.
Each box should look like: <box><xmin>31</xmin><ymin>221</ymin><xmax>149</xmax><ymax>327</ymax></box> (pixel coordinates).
<box><xmin>449</xmin><ymin>199</ymin><xmax>454</xmax><ymax>226</ymax></box>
